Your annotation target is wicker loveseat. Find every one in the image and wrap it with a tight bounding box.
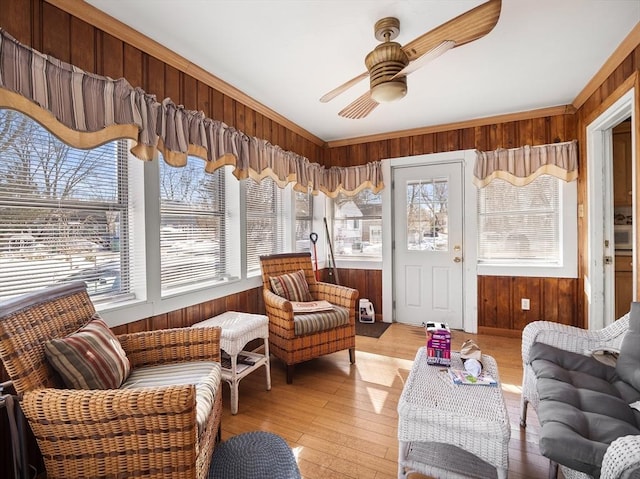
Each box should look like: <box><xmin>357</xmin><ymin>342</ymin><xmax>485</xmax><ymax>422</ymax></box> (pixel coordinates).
<box><xmin>521</xmin><ymin>310</ymin><xmax>640</xmax><ymax>479</ymax></box>
<box><xmin>259</xmin><ymin>252</ymin><xmax>358</xmax><ymax>383</ymax></box>
<box><xmin>0</xmin><ymin>281</ymin><xmax>222</xmax><ymax>479</ymax></box>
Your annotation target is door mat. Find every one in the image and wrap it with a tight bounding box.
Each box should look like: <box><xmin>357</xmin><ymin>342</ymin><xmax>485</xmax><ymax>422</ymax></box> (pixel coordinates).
<box><xmin>355</xmin><ymin>321</ymin><xmax>391</xmax><ymax>338</ymax></box>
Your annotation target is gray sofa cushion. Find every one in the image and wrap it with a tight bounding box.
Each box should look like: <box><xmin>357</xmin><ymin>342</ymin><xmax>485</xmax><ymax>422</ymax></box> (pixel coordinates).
<box><xmin>531</xmin><ymin>342</ymin><xmax>640</xmax><ymax>478</ymax></box>
<box><xmin>616</xmin><ymin>301</ymin><xmax>640</xmax><ymax>391</ymax></box>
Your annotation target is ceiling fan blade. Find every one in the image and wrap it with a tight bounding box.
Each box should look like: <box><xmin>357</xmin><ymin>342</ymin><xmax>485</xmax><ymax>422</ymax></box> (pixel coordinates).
<box><xmin>320</xmin><ymin>72</ymin><xmax>369</xmax><ymax>103</ymax></box>
<box><xmin>338</xmin><ymin>92</ymin><xmax>380</xmax><ymax>119</ymax></box>
<box><xmin>401</xmin><ymin>0</ymin><xmax>501</xmax><ymax>62</ymax></box>
<box><xmin>392</xmin><ymin>40</ymin><xmax>456</xmax><ymax>79</ymax></box>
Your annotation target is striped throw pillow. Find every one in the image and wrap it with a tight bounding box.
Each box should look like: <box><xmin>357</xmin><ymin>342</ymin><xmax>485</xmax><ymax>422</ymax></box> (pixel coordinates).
<box><xmin>269</xmin><ymin>270</ymin><xmax>313</xmax><ymax>302</ymax></box>
<box><xmin>45</xmin><ymin>313</ymin><xmax>131</xmax><ymax>389</ymax></box>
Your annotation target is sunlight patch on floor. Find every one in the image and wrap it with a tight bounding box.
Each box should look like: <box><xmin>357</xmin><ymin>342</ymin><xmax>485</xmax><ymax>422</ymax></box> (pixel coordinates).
<box><xmin>365</xmin><ymin>386</ymin><xmax>389</xmax><ymax>413</ymax></box>
<box><xmin>501</xmin><ymin>383</ymin><xmax>522</xmax><ymax>394</ymax></box>
<box><xmin>354</xmin><ymin>350</ymin><xmax>414</xmax><ymax>387</ymax></box>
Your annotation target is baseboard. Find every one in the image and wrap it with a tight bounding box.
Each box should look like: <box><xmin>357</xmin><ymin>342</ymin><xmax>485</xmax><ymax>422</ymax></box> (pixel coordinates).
<box><xmin>477</xmin><ymin>326</ymin><xmax>522</xmax><ymax>338</ymax></box>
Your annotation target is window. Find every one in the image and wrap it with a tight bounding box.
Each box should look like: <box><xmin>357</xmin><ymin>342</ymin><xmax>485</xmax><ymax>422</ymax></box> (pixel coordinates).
<box><xmin>295</xmin><ymin>190</ymin><xmax>313</xmax><ymax>252</ymax></box>
<box><xmin>478</xmin><ymin>175</ymin><xmax>577</xmax><ymax>276</ymax></box>
<box><xmin>333</xmin><ymin>190</ymin><xmax>382</xmax><ymax>258</ymax></box>
<box><xmin>159</xmin><ymin>156</ymin><xmax>230</xmax><ymax>294</ymax></box>
<box><xmin>245</xmin><ymin>177</ymin><xmax>284</xmax><ymax>275</ymax></box>
<box><xmin>406</xmin><ymin>178</ymin><xmax>449</xmax><ymax>251</ymax></box>
<box><xmin>0</xmin><ymin>109</ymin><xmax>131</xmax><ymax>301</ymax></box>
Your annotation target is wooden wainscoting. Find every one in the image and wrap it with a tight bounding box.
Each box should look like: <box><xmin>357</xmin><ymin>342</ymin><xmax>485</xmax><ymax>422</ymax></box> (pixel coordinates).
<box><xmin>321</xmin><ymin>268</ymin><xmax>383</xmax><ymax>322</ymax></box>
<box><xmin>478</xmin><ymin>275</ymin><xmax>581</xmax><ymax>336</ymax></box>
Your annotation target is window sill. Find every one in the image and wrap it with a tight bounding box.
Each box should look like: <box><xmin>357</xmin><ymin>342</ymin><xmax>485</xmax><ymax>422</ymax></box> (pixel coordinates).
<box><xmin>478</xmin><ymin>263</ymin><xmax>578</xmax><ymax>279</ymax></box>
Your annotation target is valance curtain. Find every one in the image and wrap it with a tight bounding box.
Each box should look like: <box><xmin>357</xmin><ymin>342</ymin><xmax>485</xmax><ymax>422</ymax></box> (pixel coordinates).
<box><xmin>0</xmin><ymin>28</ymin><xmax>383</xmax><ymax>198</ymax></box>
<box><xmin>473</xmin><ymin>140</ymin><xmax>578</xmax><ymax>188</ymax></box>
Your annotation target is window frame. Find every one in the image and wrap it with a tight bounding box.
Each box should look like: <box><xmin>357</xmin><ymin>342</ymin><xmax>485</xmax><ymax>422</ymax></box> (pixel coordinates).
<box><xmin>477</xmin><ymin>177</ymin><xmax>578</xmax><ymax>278</ymax></box>
<box><xmin>332</xmin><ymin>190</ymin><xmax>383</xmax><ymax>262</ymax></box>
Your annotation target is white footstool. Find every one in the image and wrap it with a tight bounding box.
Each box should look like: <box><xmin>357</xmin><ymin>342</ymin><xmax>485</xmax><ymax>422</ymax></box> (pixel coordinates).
<box><xmin>193</xmin><ymin>311</ymin><xmax>271</xmax><ymax>415</ymax></box>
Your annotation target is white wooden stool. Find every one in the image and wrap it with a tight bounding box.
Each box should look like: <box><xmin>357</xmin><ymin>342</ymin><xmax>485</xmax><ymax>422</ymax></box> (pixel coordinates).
<box><xmin>193</xmin><ymin>311</ymin><xmax>271</xmax><ymax>414</ymax></box>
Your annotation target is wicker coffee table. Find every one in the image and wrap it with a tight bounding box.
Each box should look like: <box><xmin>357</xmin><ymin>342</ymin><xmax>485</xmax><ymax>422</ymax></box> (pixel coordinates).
<box><xmin>397</xmin><ymin>347</ymin><xmax>510</xmax><ymax>479</ymax></box>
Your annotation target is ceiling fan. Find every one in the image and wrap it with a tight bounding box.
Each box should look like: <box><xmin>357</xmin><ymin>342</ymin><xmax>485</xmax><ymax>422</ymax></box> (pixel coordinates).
<box><xmin>320</xmin><ymin>0</ymin><xmax>502</xmax><ymax>119</ymax></box>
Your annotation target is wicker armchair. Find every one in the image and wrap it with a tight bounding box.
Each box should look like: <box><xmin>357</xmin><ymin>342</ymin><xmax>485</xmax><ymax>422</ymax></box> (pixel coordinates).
<box><xmin>520</xmin><ymin>315</ymin><xmax>640</xmax><ymax>479</ymax></box>
<box><xmin>0</xmin><ymin>281</ymin><xmax>222</xmax><ymax>479</ymax></box>
<box><xmin>259</xmin><ymin>252</ymin><xmax>358</xmax><ymax>383</ymax></box>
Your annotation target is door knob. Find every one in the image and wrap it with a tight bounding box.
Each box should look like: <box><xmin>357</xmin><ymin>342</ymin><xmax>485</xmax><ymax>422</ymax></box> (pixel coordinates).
<box><xmin>453</xmin><ymin>256</ymin><xmax>462</xmax><ymax>263</ymax></box>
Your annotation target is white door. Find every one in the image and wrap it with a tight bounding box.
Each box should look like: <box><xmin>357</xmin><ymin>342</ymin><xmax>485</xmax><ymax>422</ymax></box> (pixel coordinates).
<box><xmin>392</xmin><ymin>162</ymin><xmax>464</xmax><ymax>329</ymax></box>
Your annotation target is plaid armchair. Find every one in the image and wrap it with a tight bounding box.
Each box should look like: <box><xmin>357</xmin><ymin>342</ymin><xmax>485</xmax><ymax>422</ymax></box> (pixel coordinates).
<box><xmin>0</xmin><ymin>281</ymin><xmax>222</xmax><ymax>479</ymax></box>
<box><xmin>259</xmin><ymin>252</ymin><xmax>358</xmax><ymax>383</ymax></box>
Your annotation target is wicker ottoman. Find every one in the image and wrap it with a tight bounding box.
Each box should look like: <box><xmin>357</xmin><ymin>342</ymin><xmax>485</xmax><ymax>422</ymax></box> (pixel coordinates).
<box><xmin>208</xmin><ymin>431</ymin><xmax>301</xmax><ymax>479</ymax></box>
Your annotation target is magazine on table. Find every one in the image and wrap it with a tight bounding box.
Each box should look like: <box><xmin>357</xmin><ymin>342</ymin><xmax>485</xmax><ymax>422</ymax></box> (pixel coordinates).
<box><xmin>448</xmin><ymin>368</ymin><xmax>497</xmax><ymax>386</ymax></box>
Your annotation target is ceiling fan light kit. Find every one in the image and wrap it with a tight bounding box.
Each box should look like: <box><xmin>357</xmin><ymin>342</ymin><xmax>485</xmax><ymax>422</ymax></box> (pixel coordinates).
<box><xmin>322</xmin><ymin>0</ymin><xmax>502</xmax><ymax>119</ymax></box>
<box><xmin>365</xmin><ymin>34</ymin><xmax>409</xmax><ymax>103</ymax></box>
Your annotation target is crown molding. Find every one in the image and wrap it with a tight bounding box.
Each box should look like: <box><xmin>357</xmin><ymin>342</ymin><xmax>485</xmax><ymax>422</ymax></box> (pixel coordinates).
<box><xmin>573</xmin><ymin>22</ymin><xmax>640</xmax><ymax>110</ymax></box>
<box><xmin>325</xmin><ymin>105</ymin><xmax>576</xmax><ymax>148</ymax></box>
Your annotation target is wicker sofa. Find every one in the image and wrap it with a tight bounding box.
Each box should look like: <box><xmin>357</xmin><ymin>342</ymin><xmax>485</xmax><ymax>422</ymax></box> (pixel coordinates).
<box><xmin>259</xmin><ymin>252</ymin><xmax>358</xmax><ymax>383</ymax></box>
<box><xmin>0</xmin><ymin>281</ymin><xmax>222</xmax><ymax>479</ymax></box>
<box><xmin>521</xmin><ymin>310</ymin><xmax>640</xmax><ymax>479</ymax></box>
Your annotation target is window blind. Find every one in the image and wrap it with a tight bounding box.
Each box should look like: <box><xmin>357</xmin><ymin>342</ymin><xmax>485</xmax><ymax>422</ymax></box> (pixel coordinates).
<box><xmin>478</xmin><ymin>176</ymin><xmax>560</xmax><ymax>263</ymax></box>
<box><xmin>295</xmin><ymin>190</ymin><xmax>313</xmax><ymax>252</ymax></box>
<box><xmin>0</xmin><ymin>109</ymin><xmax>132</xmax><ymax>301</ymax></box>
<box><xmin>159</xmin><ymin>156</ymin><xmax>228</xmax><ymax>293</ymax></box>
<box><xmin>245</xmin><ymin>177</ymin><xmax>284</xmax><ymax>275</ymax></box>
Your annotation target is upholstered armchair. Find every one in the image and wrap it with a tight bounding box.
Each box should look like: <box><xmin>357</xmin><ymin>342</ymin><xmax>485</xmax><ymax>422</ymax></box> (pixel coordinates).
<box><xmin>0</xmin><ymin>281</ymin><xmax>222</xmax><ymax>479</ymax></box>
<box><xmin>259</xmin><ymin>252</ymin><xmax>359</xmax><ymax>383</ymax></box>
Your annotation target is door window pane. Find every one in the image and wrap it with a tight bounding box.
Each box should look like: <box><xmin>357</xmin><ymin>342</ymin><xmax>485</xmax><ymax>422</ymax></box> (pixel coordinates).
<box><xmin>406</xmin><ymin>179</ymin><xmax>449</xmax><ymax>251</ymax></box>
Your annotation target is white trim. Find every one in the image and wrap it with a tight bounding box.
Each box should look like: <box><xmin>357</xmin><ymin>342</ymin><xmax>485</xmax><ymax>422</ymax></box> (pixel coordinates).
<box><xmin>382</xmin><ymin>150</ymin><xmax>478</xmax><ymax>333</ymax></box>
<box><xmin>586</xmin><ymin>87</ymin><xmax>636</xmax><ymax>330</ymax></box>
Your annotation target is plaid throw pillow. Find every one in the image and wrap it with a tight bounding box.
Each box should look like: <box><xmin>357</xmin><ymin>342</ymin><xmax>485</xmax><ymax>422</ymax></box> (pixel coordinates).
<box><xmin>269</xmin><ymin>270</ymin><xmax>313</xmax><ymax>302</ymax></box>
<box><xmin>45</xmin><ymin>313</ymin><xmax>131</xmax><ymax>389</ymax></box>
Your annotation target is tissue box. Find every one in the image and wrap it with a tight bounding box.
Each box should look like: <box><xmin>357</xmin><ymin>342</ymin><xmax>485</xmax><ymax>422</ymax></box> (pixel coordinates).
<box><xmin>424</xmin><ymin>322</ymin><xmax>451</xmax><ymax>366</ymax></box>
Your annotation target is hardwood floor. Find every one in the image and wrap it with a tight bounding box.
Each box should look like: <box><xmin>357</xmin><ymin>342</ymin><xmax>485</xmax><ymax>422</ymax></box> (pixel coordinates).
<box><xmin>219</xmin><ymin>323</ymin><xmax>549</xmax><ymax>479</ymax></box>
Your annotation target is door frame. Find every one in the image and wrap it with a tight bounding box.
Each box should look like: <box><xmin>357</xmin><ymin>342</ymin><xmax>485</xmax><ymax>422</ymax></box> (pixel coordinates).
<box><xmin>381</xmin><ymin>150</ymin><xmax>478</xmax><ymax>332</ymax></box>
<box><xmin>586</xmin><ymin>86</ymin><xmax>636</xmax><ymax>329</ymax></box>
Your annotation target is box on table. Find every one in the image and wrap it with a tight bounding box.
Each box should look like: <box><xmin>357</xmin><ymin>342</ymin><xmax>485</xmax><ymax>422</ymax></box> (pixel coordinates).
<box><xmin>424</xmin><ymin>321</ymin><xmax>451</xmax><ymax>366</ymax></box>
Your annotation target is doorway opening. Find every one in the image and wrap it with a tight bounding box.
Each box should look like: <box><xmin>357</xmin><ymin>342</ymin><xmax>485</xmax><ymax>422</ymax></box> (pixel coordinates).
<box><xmin>587</xmin><ymin>88</ymin><xmax>636</xmax><ymax>330</ymax></box>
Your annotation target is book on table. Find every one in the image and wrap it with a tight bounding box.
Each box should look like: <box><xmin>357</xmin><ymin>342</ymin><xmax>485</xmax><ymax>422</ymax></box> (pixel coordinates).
<box><xmin>448</xmin><ymin>368</ymin><xmax>497</xmax><ymax>386</ymax></box>
<box><xmin>291</xmin><ymin>300</ymin><xmax>334</xmax><ymax>313</ymax></box>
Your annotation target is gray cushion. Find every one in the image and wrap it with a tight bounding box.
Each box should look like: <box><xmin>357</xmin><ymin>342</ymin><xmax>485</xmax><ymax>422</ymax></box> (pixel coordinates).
<box><xmin>616</xmin><ymin>301</ymin><xmax>640</xmax><ymax>391</ymax></box>
<box><xmin>531</xmin><ymin>342</ymin><xmax>640</xmax><ymax>478</ymax></box>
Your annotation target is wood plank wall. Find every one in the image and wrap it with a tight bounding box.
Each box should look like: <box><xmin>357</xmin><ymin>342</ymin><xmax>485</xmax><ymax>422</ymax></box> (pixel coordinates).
<box><xmin>324</xmin><ymin>115</ymin><xmax>581</xmax><ymax>330</ymax></box>
<box><xmin>478</xmin><ymin>276</ymin><xmax>580</xmax><ymax>336</ymax></box>
<box><xmin>574</xmin><ymin>48</ymin><xmax>640</xmax><ymax>323</ymax></box>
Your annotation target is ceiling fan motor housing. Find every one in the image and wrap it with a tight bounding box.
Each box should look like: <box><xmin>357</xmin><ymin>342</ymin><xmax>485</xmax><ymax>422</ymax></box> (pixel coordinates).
<box><xmin>365</xmin><ymin>41</ymin><xmax>409</xmax><ymax>103</ymax></box>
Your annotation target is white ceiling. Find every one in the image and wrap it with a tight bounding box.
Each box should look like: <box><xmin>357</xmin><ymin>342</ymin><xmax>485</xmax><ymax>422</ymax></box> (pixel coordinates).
<box><xmin>85</xmin><ymin>0</ymin><xmax>640</xmax><ymax>143</ymax></box>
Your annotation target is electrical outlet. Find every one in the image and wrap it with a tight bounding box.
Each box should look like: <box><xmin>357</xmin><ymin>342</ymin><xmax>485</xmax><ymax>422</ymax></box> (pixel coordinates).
<box><xmin>521</xmin><ymin>298</ymin><xmax>530</xmax><ymax>311</ymax></box>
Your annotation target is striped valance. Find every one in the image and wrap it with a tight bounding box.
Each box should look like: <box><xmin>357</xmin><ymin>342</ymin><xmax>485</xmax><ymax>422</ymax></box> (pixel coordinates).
<box><xmin>473</xmin><ymin>140</ymin><xmax>578</xmax><ymax>188</ymax></box>
<box><xmin>0</xmin><ymin>29</ymin><xmax>382</xmax><ymax>197</ymax></box>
